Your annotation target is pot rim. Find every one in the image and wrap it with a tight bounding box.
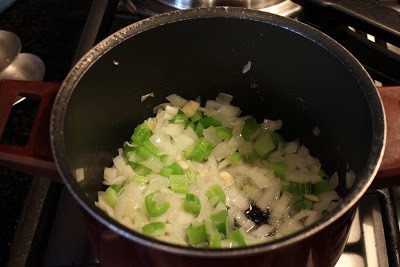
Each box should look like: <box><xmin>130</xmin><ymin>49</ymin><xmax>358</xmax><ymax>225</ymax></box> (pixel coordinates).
<box><xmin>50</xmin><ymin>6</ymin><xmax>385</xmax><ymax>256</ymax></box>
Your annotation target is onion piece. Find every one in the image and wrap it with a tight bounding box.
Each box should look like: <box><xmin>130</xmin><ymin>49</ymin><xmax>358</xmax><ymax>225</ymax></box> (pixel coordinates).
<box><xmin>166</xmin><ymin>94</ymin><xmax>188</xmax><ymax>107</ymax></box>
<box><xmin>75</xmin><ymin>168</ymin><xmax>85</xmax><ymax>182</ymax></box>
<box><xmin>215</xmin><ymin>93</ymin><xmax>233</xmax><ymax>104</ymax></box>
<box><xmin>285</xmin><ymin>169</ymin><xmax>322</xmax><ymax>183</ymax></box>
<box><xmin>261</xmin><ymin>119</ymin><xmax>282</xmax><ymax>132</ymax></box>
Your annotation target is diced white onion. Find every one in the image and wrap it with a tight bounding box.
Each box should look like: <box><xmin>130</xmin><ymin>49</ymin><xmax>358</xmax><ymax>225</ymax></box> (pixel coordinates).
<box><xmin>182</xmin><ymin>100</ymin><xmax>200</xmax><ymax>117</ymax></box>
<box><xmin>75</xmin><ymin>168</ymin><xmax>85</xmax><ymax>182</ymax></box>
<box><xmin>203</xmin><ymin>126</ymin><xmax>221</xmax><ymax>146</ymax></box>
<box><xmin>215</xmin><ymin>93</ymin><xmax>233</xmax><ymax>104</ymax></box>
<box><xmin>166</xmin><ymin>94</ymin><xmax>188</xmax><ymax>107</ymax></box>
<box><xmin>329</xmin><ymin>172</ymin><xmax>339</xmax><ymax>189</ymax></box>
<box><xmin>270</xmin><ymin>191</ymin><xmax>292</xmax><ymax>220</ymax></box>
<box><xmin>165</xmin><ymin>105</ymin><xmax>179</xmax><ymax>116</ymax></box>
<box><xmin>313</xmin><ymin>191</ymin><xmax>340</xmax><ymax>212</ymax></box>
<box><xmin>286</xmin><ymin>169</ymin><xmax>322</xmax><ymax>183</ymax></box>
<box><xmin>249</xmin><ymin>224</ymin><xmax>274</xmax><ymax>239</ymax></box>
<box><xmin>262</xmin><ymin>119</ymin><xmax>282</xmax><ymax>132</ymax></box>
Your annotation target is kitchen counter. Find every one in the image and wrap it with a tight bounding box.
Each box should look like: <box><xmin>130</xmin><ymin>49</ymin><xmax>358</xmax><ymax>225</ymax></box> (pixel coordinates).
<box><xmin>0</xmin><ymin>0</ymin><xmax>93</xmax><ymax>265</ymax></box>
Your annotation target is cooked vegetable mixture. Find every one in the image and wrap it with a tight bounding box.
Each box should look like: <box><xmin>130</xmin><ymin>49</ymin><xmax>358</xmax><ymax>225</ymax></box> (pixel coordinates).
<box><xmin>95</xmin><ymin>93</ymin><xmax>347</xmax><ymax>248</ymax></box>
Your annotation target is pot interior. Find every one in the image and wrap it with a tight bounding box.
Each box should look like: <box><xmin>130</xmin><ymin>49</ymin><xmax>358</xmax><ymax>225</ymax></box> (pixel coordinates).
<box><xmin>53</xmin><ymin>8</ymin><xmax>384</xmax><ymax>249</ymax></box>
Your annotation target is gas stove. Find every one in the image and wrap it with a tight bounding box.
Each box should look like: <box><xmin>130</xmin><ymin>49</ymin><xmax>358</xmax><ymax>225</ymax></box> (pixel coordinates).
<box><xmin>2</xmin><ymin>1</ymin><xmax>400</xmax><ymax>266</ymax></box>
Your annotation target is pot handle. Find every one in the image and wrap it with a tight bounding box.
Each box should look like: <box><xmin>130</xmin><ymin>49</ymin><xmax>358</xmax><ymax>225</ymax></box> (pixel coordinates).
<box><xmin>293</xmin><ymin>0</ymin><xmax>400</xmax><ymax>47</ymax></box>
<box><xmin>373</xmin><ymin>86</ymin><xmax>400</xmax><ymax>188</ymax></box>
<box><xmin>0</xmin><ymin>79</ymin><xmax>62</xmax><ymax>181</ymax></box>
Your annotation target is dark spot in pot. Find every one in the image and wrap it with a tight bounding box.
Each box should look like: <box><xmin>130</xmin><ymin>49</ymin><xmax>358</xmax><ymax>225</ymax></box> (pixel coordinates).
<box><xmin>245</xmin><ymin>203</ymin><xmax>270</xmax><ymax>226</ymax></box>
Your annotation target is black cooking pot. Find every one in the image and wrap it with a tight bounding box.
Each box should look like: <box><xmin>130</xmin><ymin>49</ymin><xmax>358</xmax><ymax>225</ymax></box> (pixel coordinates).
<box><xmin>1</xmin><ymin>5</ymin><xmax>400</xmax><ymax>267</ymax></box>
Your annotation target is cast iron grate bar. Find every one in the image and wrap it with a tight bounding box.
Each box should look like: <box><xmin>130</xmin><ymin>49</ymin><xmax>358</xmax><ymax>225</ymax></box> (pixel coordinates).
<box><xmin>373</xmin><ymin>188</ymin><xmax>400</xmax><ymax>267</ymax></box>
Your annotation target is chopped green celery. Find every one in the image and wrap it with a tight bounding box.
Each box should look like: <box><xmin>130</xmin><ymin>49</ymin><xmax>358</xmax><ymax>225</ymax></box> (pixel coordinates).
<box><xmin>187</xmin><ymin>223</ymin><xmax>207</xmax><ymax>245</ymax></box>
<box><xmin>185</xmin><ymin>138</ymin><xmax>213</xmax><ymax>162</ymax></box>
<box><xmin>134</xmin><ymin>146</ymin><xmax>155</xmax><ymax>160</ymax></box>
<box><xmin>200</xmin><ymin>116</ymin><xmax>222</xmax><ymax>128</ymax></box>
<box><xmin>228</xmin><ymin>152</ymin><xmax>243</xmax><ymax>165</ymax></box>
<box><xmin>170</xmin><ymin>162</ymin><xmax>183</xmax><ymax>175</ymax></box>
<box><xmin>184</xmin><ymin>169</ymin><xmax>198</xmax><ymax>183</ymax></box>
<box><xmin>204</xmin><ymin>218</ymin><xmax>218</xmax><ymax>236</ymax></box>
<box><xmin>210</xmin><ymin>210</ymin><xmax>228</xmax><ymax>235</ymax></box>
<box><xmin>244</xmin><ymin>153</ymin><xmax>261</xmax><ymax>163</ymax></box>
<box><xmin>241</xmin><ymin>117</ymin><xmax>260</xmax><ymax>140</ymax></box>
<box><xmin>110</xmin><ymin>184</ymin><xmax>124</xmax><ymax>195</ymax></box>
<box><xmin>271</xmin><ymin>132</ymin><xmax>286</xmax><ymax>149</ymax></box>
<box><xmin>129</xmin><ymin>175</ymin><xmax>149</xmax><ymax>184</ymax></box>
<box><xmin>268</xmin><ymin>162</ymin><xmax>287</xmax><ymax>178</ymax></box>
<box><xmin>145</xmin><ymin>191</ymin><xmax>170</xmax><ymax>217</ymax></box>
<box><xmin>215</xmin><ymin>126</ymin><xmax>232</xmax><ymax>140</ymax></box>
<box><xmin>172</xmin><ymin>113</ymin><xmax>189</xmax><ymax>124</ymax></box>
<box><xmin>295</xmin><ymin>182</ymin><xmax>313</xmax><ymax>195</ymax></box>
<box><xmin>160</xmin><ymin>163</ymin><xmax>185</xmax><ymax>178</ymax></box>
<box><xmin>204</xmin><ymin>218</ymin><xmax>222</xmax><ymax>248</ymax></box>
<box><xmin>293</xmin><ymin>198</ymin><xmax>313</xmax><ymax>212</ymax></box>
<box><xmin>281</xmin><ymin>179</ymin><xmax>312</xmax><ymax>195</ymax></box>
<box><xmin>312</xmin><ymin>180</ymin><xmax>331</xmax><ymax>194</ymax></box>
<box><xmin>190</xmin><ymin>110</ymin><xmax>203</xmax><ymax>122</ymax></box>
<box><xmin>206</xmin><ymin>184</ymin><xmax>226</xmax><ymax>207</ymax></box>
<box><xmin>184</xmin><ymin>193</ymin><xmax>201</xmax><ymax>216</ymax></box>
<box><xmin>169</xmin><ymin>175</ymin><xmax>189</xmax><ymax>193</ymax></box>
<box><xmin>227</xmin><ymin>229</ymin><xmax>246</xmax><ymax>247</ymax></box>
<box><xmin>105</xmin><ymin>186</ymin><xmax>120</xmax><ymax>207</ymax></box>
<box><xmin>254</xmin><ymin>132</ymin><xmax>275</xmax><ymax>157</ymax></box>
<box><xmin>208</xmin><ymin>234</ymin><xmax>222</xmax><ymax>248</ymax></box>
<box><xmin>142</xmin><ymin>222</ymin><xmax>165</xmax><ymax>236</ymax></box>
<box><xmin>195</xmin><ymin>121</ymin><xmax>205</xmax><ymax>137</ymax></box>
<box><xmin>159</xmin><ymin>166</ymin><xmax>173</xmax><ymax>177</ymax></box>
<box><xmin>123</xmin><ymin>144</ymin><xmax>135</xmax><ymax>159</ymax></box>
<box><xmin>131</xmin><ymin>122</ymin><xmax>152</xmax><ymax>145</ymax></box>
<box><xmin>132</xmin><ymin>139</ymin><xmax>159</xmax><ymax>160</ymax></box>
<box><xmin>142</xmin><ymin>139</ymin><xmax>159</xmax><ymax>155</ymax></box>
<box><xmin>132</xmin><ymin>163</ymin><xmax>152</xmax><ymax>176</ymax></box>
<box><xmin>280</xmin><ymin>179</ymin><xmax>291</xmax><ymax>192</ymax></box>
<box><xmin>160</xmin><ymin>154</ymin><xmax>170</xmax><ymax>164</ymax></box>
<box><xmin>186</xmin><ymin>121</ymin><xmax>196</xmax><ymax>130</ymax></box>
<box><xmin>319</xmin><ymin>168</ymin><xmax>329</xmax><ymax>179</ymax></box>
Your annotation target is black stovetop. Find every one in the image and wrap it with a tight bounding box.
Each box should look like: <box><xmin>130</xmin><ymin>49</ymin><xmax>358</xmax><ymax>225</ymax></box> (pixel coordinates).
<box><xmin>0</xmin><ymin>1</ymin><xmax>93</xmax><ymax>265</ymax></box>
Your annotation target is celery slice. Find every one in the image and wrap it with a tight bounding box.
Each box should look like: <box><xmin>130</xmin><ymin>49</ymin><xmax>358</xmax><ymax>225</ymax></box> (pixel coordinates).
<box><xmin>131</xmin><ymin>122</ymin><xmax>152</xmax><ymax>145</ymax></box>
<box><xmin>200</xmin><ymin>116</ymin><xmax>221</xmax><ymax>128</ymax></box>
<box><xmin>145</xmin><ymin>191</ymin><xmax>170</xmax><ymax>217</ymax></box>
<box><xmin>242</xmin><ymin>117</ymin><xmax>260</xmax><ymax>140</ymax></box>
<box><xmin>185</xmin><ymin>138</ymin><xmax>213</xmax><ymax>162</ymax></box>
<box><xmin>190</xmin><ymin>110</ymin><xmax>203</xmax><ymax>122</ymax></box>
<box><xmin>227</xmin><ymin>229</ymin><xmax>246</xmax><ymax>247</ymax></box>
<box><xmin>268</xmin><ymin>162</ymin><xmax>287</xmax><ymax>179</ymax></box>
<box><xmin>184</xmin><ymin>193</ymin><xmax>201</xmax><ymax>216</ymax></box>
<box><xmin>142</xmin><ymin>222</ymin><xmax>165</xmax><ymax>236</ymax></box>
<box><xmin>172</xmin><ymin>113</ymin><xmax>189</xmax><ymax>124</ymax></box>
<box><xmin>105</xmin><ymin>187</ymin><xmax>119</xmax><ymax>207</ymax></box>
<box><xmin>187</xmin><ymin>223</ymin><xmax>207</xmax><ymax>245</ymax></box>
<box><xmin>254</xmin><ymin>132</ymin><xmax>275</xmax><ymax>157</ymax></box>
<box><xmin>211</xmin><ymin>210</ymin><xmax>228</xmax><ymax>235</ymax></box>
<box><xmin>169</xmin><ymin>175</ymin><xmax>189</xmax><ymax>194</ymax></box>
<box><xmin>206</xmin><ymin>184</ymin><xmax>226</xmax><ymax>207</ymax></box>
<box><xmin>312</xmin><ymin>180</ymin><xmax>331</xmax><ymax>194</ymax></box>
<box><xmin>215</xmin><ymin>126</ymin><xmax>232</xmax><ymax>140</ymax></box>
<box><xmin>228</xmin><ymin>152</ymin><xmax>243</xmax><ymax>165</ymax></box>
